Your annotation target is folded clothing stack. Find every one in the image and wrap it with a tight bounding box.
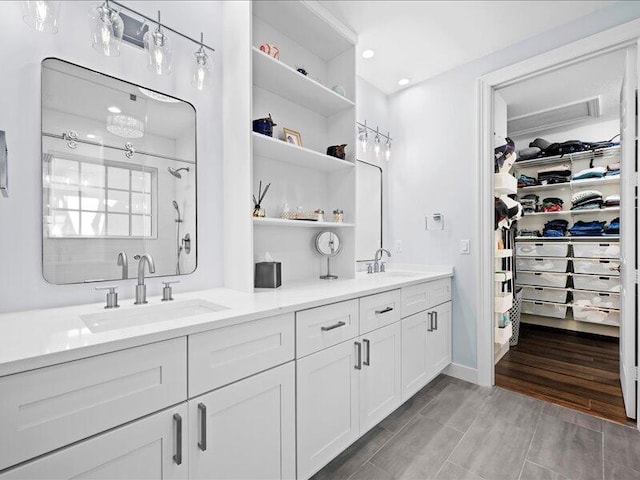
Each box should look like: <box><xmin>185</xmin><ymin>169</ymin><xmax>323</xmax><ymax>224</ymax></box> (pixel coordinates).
<box><xmin>569</xmin><ymin>220</ymin><xmax>606</xmax><ymax>237</ymax></box>
<box><xmin>520</xmin><ymin>194</ymin><xmax>539</xmax><ymax>214</ymax></box>
<box><xmin>541</xmin><ymin>197</ymin><xmax>563</xmax><ymax>212</ymax></box>
<box><xmin>606</xmin><ymin>162</ymin><xmax>620</xmax><ymax>177</ymax></box>
<box><xmin>573</xmin><ymin>166</ymin><xmax>606</xmax><ymax>181</ymax></box>
<box><xmin>543</xmin><ymin>219</ymin><xmax>569</xmax><ymax>237</ymax></box>
<box><xmin>604</xmin><ymin>195</ymin><xmax>620</xmax><ymax>207</ymax></box>
<box><xmin>518</xmin><ymin>229</ymin><xmax>541</xmax><ymax>237</ymax></box>
<box><xmin>606</xmin><ymin>217</ymin><xmax>619</xmax><ymax>235</ymax></box>
<box><xmin>571</xmin><ymin>190</ymin><xmax>603</xmax><ymax>211</ymax></box>
<box><xmin>537</xmin><ymin>164</ymin><xmax>571</xmax><ymax>185</ymax></box>
<box><xmin>518</xmin><ymin>174</ymin><xmax>538</xmax><ymax>188</ymax></box>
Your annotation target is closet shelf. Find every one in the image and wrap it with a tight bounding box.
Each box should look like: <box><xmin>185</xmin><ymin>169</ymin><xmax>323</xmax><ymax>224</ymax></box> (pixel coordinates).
<box><xmin>516</xmin><ymin>236</ymin><xmax>619</xmax><ymax>241</ymax></box>
<box><xmin>512</xmin><ymin>146</ymin><xmax>620</xmax><ymax>169</ymax></box>
<box><xmin>253</xmin><ymin>217</ymin><xmax>355</xmax><ymax>228</ymax></box>
<box><xmin>517</xmin><ymin>176</ymin><xmax>620</xmax><ymax>192</ymax></box>
<box><xmin>252</xmin><ymin>132</ymin><xmax>354</xmax><ymax>172</ymax></box>
<box><xmin>522</xmin><ymin>207</ymin><xmax>620</xmax><ymax>217</ymax></box>
<box><xmin>495</xmin><ymin>249</ymin><xmax>513</xmax><ymax>258</ymax></box>
<box><xmin>252</xmin><ymin>47</ymin><xmax>355</xmax><ymax>117</ymax></box>
<box><xmin>495</xmin><ymin>172</ymin><xmax>517</xmax><ymax>195</ymax></box>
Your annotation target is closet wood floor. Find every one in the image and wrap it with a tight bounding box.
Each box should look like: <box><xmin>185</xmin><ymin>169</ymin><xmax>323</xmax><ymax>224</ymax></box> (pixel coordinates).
<box><xmin>495</xmin><ymin>324</ymin><xmax>632</xmax><ymax>425</ymax></box>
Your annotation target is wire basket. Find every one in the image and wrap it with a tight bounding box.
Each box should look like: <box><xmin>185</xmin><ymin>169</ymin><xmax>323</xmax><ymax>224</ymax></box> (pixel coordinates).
<box><xmin>509</xmin><ymin>287</ymin><xmax>523</xmax><ymax>347</ymax></box>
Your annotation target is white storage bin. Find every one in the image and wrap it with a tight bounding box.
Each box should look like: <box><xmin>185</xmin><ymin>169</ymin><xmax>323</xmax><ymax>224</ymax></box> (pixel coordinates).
<box><xmin>521</xmin><ymin>286</ymin><xmax>569</xmax><ymax>304</ymax></box>
<box><xmin>572</xmin><ymin>258</ymin><xmax>620</xmax><ymax>276</ymax></box>
<box><xmin>516</xmin><ymin>257</ymin><xmax>569</xmax><ymax>273</ymax></box>
<box><xmin>572</xmin><ymin>242</ymin><xmax>620</xmax><ymax>259</ymax></box>
<box><xmin>516</xmin><ymin>272</ymin><xmax>569</xmax><ymax>288</ymax></box>
<box><xmin>522</xmin><ymin>300</ymin><xmax>568</xmax><ymax>319</ymax></box>
<box><xmin>495</xmin><ymin>323</ymin><xmax>513</xmax><ymax>346</ymax></box>
<box><xmin>572</xmin><ymin>306</ymin><xmax>620</xmax><ymax>326</ymax></box>
<box><xmin>516</xmin><ymin>242</ymin><xmax>569</xmax><ymax>258</ymax></box>
<box><xmin>572</xmin><ymin>274</ymin><xmax>620</xmax><ymax>293</ymax></box>
<box><xmin>572</xmin><ymin>290</ymin><xmax>620</xmax><ymax>310</ymax></box>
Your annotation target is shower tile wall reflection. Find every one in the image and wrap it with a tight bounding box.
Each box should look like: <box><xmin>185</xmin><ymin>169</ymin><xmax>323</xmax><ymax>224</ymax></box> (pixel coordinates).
<box><xmin>42</xmin><ymin>58</ymin><xmax>197</xmax><ymax>284</ymax></box>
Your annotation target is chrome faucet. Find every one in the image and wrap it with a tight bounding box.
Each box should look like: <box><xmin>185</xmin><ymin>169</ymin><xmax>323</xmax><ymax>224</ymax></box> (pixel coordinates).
<box><xmin>373</xmin><ymin>248</ymin><xmax>391</xmax><ymax>273</ymax></box>
<box><xmin>134</xmin><ymin>254</ymin><xmax>156</xmax><ymax>304</ymax></box>
<box><xmin>117</xmin><ymin>251</ymin><xmax>128</xmax><ymax>280</ymax></box>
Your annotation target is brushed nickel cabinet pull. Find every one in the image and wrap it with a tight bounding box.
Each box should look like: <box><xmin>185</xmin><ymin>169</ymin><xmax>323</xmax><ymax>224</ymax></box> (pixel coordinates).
<box><xmin>198</xmin><ymin>403</ymin><xmax>207</xmax><ymax>451</ymax></box>
<box><xmin>321</xmin><ymin>321</ymin><xmax>346</xmax><ymax>331</ymax></box>
<box><xmin>173</xmin><ymin>413</ymin><xmax>183</xmax><ymax>465</ymax></box>
<box><xmin>427</xmin><ymin>312</ymin><xmax>433</xmax><ymax>332</ymax></box>
<box><xmin>363</xmin><ymin>339</ymin><xmax>371</xmax><ymax>366</ymax></box>
<box><xmin>375</xmin><ymin>307</ymin><xmax>394</xmax><ymax>315</ymax></box>
<box><xmin>354</xmin><ymin>342</ymin><xmax>362</xmax><ymax>370</ymax></box>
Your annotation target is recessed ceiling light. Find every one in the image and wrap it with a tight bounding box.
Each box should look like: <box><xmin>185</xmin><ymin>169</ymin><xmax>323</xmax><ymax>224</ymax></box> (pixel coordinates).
<box><xmin>107</xmin><ymin>106</ymin><xmax>121</xmax><ymax>113</ymax></box>
<box><xmin>362</xmin><ymin>49</ymin><xmax>375</xmax><ymax>59</ymax></box>
<box><xmin>398</xmin><ymin>78</ymin><xmax>410</xmax><ymax>86</ymax></box>
<box><xmin>86</xmin><ymin>134</ymin><xmax>96</xmax><ymax>139</ymax></box>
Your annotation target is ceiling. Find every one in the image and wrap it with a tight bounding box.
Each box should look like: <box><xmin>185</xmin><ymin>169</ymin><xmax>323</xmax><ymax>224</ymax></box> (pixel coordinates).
<box><xmin>320</xmin><ymin>1</ymin><xmax>614</xmax><ymax>95</ymax></box>
<box><xmin>498</xmin><ymin>48</ymin><xmax>626</xmax><ymax>133</ymax></box>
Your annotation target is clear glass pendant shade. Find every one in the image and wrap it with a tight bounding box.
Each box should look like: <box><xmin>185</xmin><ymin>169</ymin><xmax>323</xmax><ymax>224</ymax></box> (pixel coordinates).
<box><xmin>22</xmin><ymin>0</ymin><xmax>60</xmax><ymax>34</ymax></box>
<box><xmin>358</xmin><ymin>125</ymin><xmax>368</xmax><ymax>152</ymax></box>
<box><xmin>89</xmin><ymin>1</ymin><xmax>123</xmax><ymax>57</ymax></box>
<box><xmin>143</xmin><ymin>11</ymin><xmax>172</xmax><ymax>76</ymax></box>
<box><xmin>385</xmin><ymin>136</ymin><xmax>392</xmax><ymax>161</ymax></box>
<box><xmin>191</xmin><ymin>33</ymin><xmax>211</xmax><ymax>91</ymax></box>
<box><xmin>374</xmin><ymin>131</ymin><xmax>381</xmax><ymax>156</ymax></box>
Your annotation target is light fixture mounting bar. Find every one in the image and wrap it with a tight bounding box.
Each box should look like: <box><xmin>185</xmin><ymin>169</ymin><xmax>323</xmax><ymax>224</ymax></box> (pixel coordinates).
<box><xmin>356</xmin><ymin>121</ymin><xmax>391</xmax><ymax>141</ymax></box>
<box><xmin>110</xmin><ymin>0</ymin><xmax>215</xmax><ymax>53</ymax></box>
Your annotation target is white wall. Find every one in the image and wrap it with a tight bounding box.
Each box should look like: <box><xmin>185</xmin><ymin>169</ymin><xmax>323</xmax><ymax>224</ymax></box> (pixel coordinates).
<box><xmin>0</xmin><ymin>1</ymin><xmax>223</xmax><ymax>313</ymax></box>
<box><xmin>387</xmin><ymin>4</ymin><xmax>640</xmax><ymax>370</ymax></box>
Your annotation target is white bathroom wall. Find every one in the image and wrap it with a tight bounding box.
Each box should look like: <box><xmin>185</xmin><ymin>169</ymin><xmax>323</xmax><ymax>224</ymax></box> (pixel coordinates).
<box><xmin>387</xmin><ymin>4</ymin><xmax>640</xmax><ymax>370</ymax></box>
<box><xmin>0</xmin><ymin>1</ymin><xmax>223</xmax><ymax>313</ymax></box>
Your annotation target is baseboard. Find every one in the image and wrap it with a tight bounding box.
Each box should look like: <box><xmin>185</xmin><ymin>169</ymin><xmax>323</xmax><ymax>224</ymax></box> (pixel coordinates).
<box><xmin>444</xmin><ymin>362</ymin><xmax>478</xmax><ymax>384</ymax></box>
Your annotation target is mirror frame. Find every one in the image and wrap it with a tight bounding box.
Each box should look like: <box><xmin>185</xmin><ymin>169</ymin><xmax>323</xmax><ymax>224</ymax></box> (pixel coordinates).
<box><xmin>40</xmin><ymin>57</ymin><xmax>199</xmax><ymax>284</ymax></box>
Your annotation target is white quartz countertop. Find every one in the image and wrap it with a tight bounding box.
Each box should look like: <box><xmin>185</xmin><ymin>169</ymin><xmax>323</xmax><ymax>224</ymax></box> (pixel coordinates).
<box><xmin>0</xmin><ymin>267</ymin><xmax>453</xmax><ymax>376</ymax></box>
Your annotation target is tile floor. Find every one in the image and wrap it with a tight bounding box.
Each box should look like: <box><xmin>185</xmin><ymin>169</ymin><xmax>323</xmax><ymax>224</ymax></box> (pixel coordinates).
<box><xmin>311</xmin><ymin>375</ymin><xmax>640</xmax><ymax>480</ymax></box>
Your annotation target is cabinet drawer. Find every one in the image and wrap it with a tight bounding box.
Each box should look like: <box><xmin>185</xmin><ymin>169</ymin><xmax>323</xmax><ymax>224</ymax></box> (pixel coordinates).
<box><xmin>189</xmin><ymin>313</ymin><xmax>294</xmax><ymax>397</ymax></box>
<box><xmin>359</xmin><ymin>290</ymin><xmax>401</xmax><ymax>334</ymax></box>
<box><xmin>0</xmin><ymin>338</ymin><xmax>187</xmax><ymax>471</ymax></box>
<box><xmin>296</xmin><ymin>300</ymin><xmax>359</xmax><ymax>358</ymax></box>
<box><xmin>401</xmin><ymin>278</ymin><xmax>452</xmax><ymax>318</ymax></box>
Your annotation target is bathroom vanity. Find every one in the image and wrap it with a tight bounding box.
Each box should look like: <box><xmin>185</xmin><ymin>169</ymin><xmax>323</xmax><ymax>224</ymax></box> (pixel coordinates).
<box><xmin>0</xmin><ymin>270</ymin><xmax>452</xmax><ymax>479</ymax></box>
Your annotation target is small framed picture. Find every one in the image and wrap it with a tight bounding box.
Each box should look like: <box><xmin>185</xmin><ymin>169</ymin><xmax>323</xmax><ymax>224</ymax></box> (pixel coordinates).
<box><xmin>283</xmin><ymin>128</ymin><xmax>302</xmax><ymax>147</ymax></box>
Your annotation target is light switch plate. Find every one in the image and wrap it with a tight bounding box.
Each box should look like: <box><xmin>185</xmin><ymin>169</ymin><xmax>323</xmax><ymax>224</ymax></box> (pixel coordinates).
<box><xmin>395</xmin><ymin>240</ymin><xmax>403</xmax><ymax>253</ymax></box>
<box><xmin>460</xmin><ymin>239</ymin><xmax>470</xmax><ymax>254</ymax></box>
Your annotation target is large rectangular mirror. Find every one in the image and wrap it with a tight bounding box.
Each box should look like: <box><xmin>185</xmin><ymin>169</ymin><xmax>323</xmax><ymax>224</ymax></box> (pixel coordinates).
<box><xmin>42</xmin><ymin>58</ymin><xmax>197</xmax><ymax>284</ymax></box>
<box><xmin>356</xmin><ymin>160</ymin><xmax>382</xmax><ymax>262</ymax></box>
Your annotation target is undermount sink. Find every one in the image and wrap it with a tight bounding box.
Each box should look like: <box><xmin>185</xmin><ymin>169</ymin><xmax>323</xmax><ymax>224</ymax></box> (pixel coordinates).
<box><xmin>375</xmin><ymin>271</ymin><xmax>422</xmax><ymax>278</ymax></box>
<box><xmin>81</xmin><ymin>299</ymin><xmax>228</xmax><ymax>333</ymax></box>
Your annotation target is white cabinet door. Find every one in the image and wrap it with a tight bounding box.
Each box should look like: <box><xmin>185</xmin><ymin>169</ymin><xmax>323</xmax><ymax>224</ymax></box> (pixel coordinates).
<box><xmin>359</xmin><ymin>322</ymin><xmax>402</xmax><ymax>434</ymax></box>
<box><xmin>189</xmin><ymin>362</ymin><xmax>295</xmax><ymax>480</ymax></box>
<box><xmin>0</xmin><ymin>404</ymin><xmax>188</xmax><ymax>480</ymax></box>
<box><xmin>427</xmin><ymin>302</ymin><xmax>452</xmax><ymax>379</ymax></box>
<box><xmin>401</xmin><ymin>311</ymin><xmax>430</xmax><ymax>401</ymax></box>
<box><xmin>297</xmin><ymin>341</ymin><xmax>360</xmax><ymax>480</ymax></box>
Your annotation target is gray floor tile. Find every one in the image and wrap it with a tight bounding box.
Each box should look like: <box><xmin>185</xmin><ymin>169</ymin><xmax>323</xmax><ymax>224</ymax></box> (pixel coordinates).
<box><xmin>379</xmin><ymin>386</ymin><xmax>435</xmax><ymax>434</ymax></box>
<box><xmin>603</xmin><ymin>460</ymin><xmax>640</xmax><ymax>480</ymax></box>
<box><xmin>350</xmin><ymin>462</ymin><xmax>394</xmax><ymax>480</ymax></box>
<box><xmin>420</xmin><ymin>381</ymin><xmax>492</xmax><ymax>432</ymax></box>
<box><xmin>435</xmin><ymin>461</ymin><xmax>485</xmax><ymax>480</ymax></box>
<box><xmin>479</xmin><ymin>389</ymin><xmax>544</xmax><ymax>430</ymax></box>
<box><xmin>312</xmin><ymin>426</ymin><xmax>393</xmax><ymax>480</ymax></box>
<box><xmin>603</xmin><ymin>421</ymin><xmax>640</xmax><ymax>472</ymax></box>
<box><xmin>541</xmin><ymin>403</ymin><xmax>603</xmax><ymax>433</ymax></box>
<box><xmin>527</xmin><ymin>414</ymin><xmax>603</xmax><ymax>480</ymax></box>
<box><xmin>449</xmin><ymin>412</ymin><xmax>537</xmax><ymax>480</ymax></box>
<box><xmin>520</xmin><ymin>461</ymin><xmax>568</xmax><ymax>480</ymax></box>
<box><xmin>370</xmin><ymin>415</ymin><xmax>463</xmax><ymax>480</ymax></box>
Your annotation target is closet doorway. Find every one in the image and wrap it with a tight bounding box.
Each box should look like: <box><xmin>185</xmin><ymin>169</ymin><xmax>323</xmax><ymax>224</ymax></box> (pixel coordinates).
<box><xmin>479</xmin><ymin>26</ymin><xmax>640</xmax><ymax>427</ymax></box>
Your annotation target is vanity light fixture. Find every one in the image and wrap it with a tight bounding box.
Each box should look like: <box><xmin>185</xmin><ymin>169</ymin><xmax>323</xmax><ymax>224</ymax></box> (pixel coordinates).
<box><xmin>22</xmin><ymin>0</ymin><xmax>60</xmax><ymax>33</ymax></box>
<box><xmin>107</xmin><ymin>106</ymin><xmax>121</xmax><ymax>113</ymax></box>
<box><xmin>362</xmin><ymin>49</ymin><xmax>375</xmax><ymax>59</ymax></box>
<box><xmin>374</xmin><ymin>127</ymin><xmax>381</xmax><ymax>157</ymax></box>
<box><xmin>398</xmin><ymin>78</ymin><xmax>410</xmax><ymax>86</ymax></box>
<box><xmin>143</xmin><ymin>10</ymin><xmax>172</xmax><ymax>76</ymax></box>
<box><xmin>89</xmin><ymin>0</ymin><xmax>124</xmax><ymax>56</ymax></box>
<box><xmin>191</xmin><ymin>32</ymin><xmax>211</xmax><ymax>91</ymax></box>
<box><xmin>385</xmin><ymin>133</ymin><xmax>392</xmax><ymax>162</ymax></box>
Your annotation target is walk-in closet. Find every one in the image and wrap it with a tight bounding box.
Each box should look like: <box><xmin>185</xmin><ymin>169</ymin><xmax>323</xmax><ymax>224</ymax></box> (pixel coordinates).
<box><xmin>492</xmin><ymin>48</ymin><xmax>637</xmax><ymax>423</ymax></box>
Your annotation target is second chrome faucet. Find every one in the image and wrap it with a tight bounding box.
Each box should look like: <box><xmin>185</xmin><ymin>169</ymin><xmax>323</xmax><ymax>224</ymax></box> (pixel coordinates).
<box><xmin>134</xmin><ymin>254</ymin><xmax>156</xmax><ymax>304</ymax></box>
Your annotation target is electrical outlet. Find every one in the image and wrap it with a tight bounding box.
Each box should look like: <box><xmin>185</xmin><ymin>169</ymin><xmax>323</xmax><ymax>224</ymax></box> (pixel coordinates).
<box><xmin>395</xmin><ymin>240</ymin><xmax>403</xmax><ymax>253</ymax></box>
<box><xmin>460</xmin><ymin>239</ymin><xmax>470</xmax><ymax>254</ymax></box>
